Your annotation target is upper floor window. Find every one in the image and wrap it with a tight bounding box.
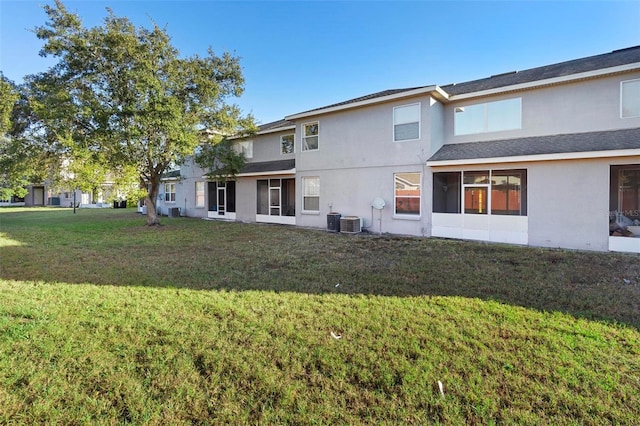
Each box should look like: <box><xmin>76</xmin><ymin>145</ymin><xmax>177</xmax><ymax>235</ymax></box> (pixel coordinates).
<box><xmin>621</xmin><ymin>79</ymin><xmax>640</xmax><ymax>118</ymax></box>
<box><xmin>234</xmin><ymin>140</ymin><xmax>253</xmax><ymax>159</ymax></box>
<box><xmin>394</xmin><ymin>172</ymin><xmax>421</xmax><ymax>216</ymax></box>
<box><xmin>302</xmin><ymin>122</ymin><xmax>319</xmax><ymax>151</ymax></box>
<box><xmin>393</xmin><ymin>103</ymin><xmax>421</xmax><ymax>141</ymax></box>
<box><xmin>164</xmin><ymin>182</ymin><xmax>176</xmax><ymax>203</ymax></box>
<box><xmin>454</xmin><ymin>98</ymin><xmax>521</xmax><ymax>136</ymax></box>
<box><xmin>281</xmin><ymin>134</ymin><xmax>294</xmax><ymax>155</ymax></box>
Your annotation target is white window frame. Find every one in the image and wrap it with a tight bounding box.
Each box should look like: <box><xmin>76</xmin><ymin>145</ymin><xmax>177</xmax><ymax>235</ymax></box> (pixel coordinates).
<box><xmin>302</xmin><ymin>176</ymin><xmax>320</xmax><ymax>213</ymax></box>
<box><xmin>281</xmin><ymin>133</ymin><xmax>295</xmax><ymax>155</ymax></box>
<box><xmin>302</xmin><ymin>122</ymin><xmax>319</xmax><ymax>152</ymax></box>
<box><xmin>235</xmin><ymin>140</ymin><xmax>253</xmax><ymax>159</ymax></box>
<box><xmin>195</xmin><ymin>181</ymin><xmax>205</xmax><ymax>208</ymax></box>
<box><xmin>454</xmin><ymin>98</ymin><xmax>522</xmax><ymax>136</ymax></box>
<box><xmin>164</xmin><ymin>182</ymin><xmax>176</xmax><ymax>203</ymax></box>
<box><xmin>621</xmin><ymin>78</ymin><xmax>640</xmax><ymax>118</ymax></box>
<box><xmin>393</xmin><ymin>103</ymin><xmax>421</xmax><ymax>142</ymax></box>
<box><xmin>393</xmin><ymin>172</ymin><xmax>422</xmax><ymax>218</ymax></box>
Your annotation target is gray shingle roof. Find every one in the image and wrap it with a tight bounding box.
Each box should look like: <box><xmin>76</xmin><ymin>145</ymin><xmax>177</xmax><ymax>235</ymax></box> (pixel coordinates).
<box><xmin>240</xmin><ymin>159</ymin><xmax>295</xmax><ymax>174</ymax></box>
<box><xmin>428</xmin><ymin>128</ymin><xmax>640</xmax><ymax>163</ymax></box>
<box><xmin>443</xmin><ymin>46</ymin><xmax>640</xmax><ymax>96</ymax></box>
<box><xmin>257</xmin><ymin>119</ymin><xmax>295</xmax><ymax>133</ymax></box>
<box><xmin>290</xmin><ymin>87</ymin><xmax>430</xmax><ymax>117</ymax></box>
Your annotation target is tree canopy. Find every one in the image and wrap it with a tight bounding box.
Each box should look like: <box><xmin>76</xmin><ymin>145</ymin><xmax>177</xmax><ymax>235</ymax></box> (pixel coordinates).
<box><xmin>20</xmin><ymin>0</ymin><xmax>254</xmax><ymax>223</ymax></box>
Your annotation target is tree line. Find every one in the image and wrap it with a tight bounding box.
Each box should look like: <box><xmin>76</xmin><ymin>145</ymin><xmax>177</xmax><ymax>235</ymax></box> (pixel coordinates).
<box><xmin>0</xmin><ymin>0</ymin><xmax>255</xmax><ymax>224</ymax></box>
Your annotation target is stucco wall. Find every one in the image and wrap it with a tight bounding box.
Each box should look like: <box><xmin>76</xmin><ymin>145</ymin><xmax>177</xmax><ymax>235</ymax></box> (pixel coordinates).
<box><xmin>444</xmin><ymin>73</ymin><xmax>640</xmax><ymax>145</ymax></box>
<box><xmin>295</xmin><ymin>95</ymin><xmax>437</xmax><ymax>173</ymax></box>
<box><xmin>249</xmin><ymin>129</ymin><xmax>296</xmax><ymax>163</ymax></box>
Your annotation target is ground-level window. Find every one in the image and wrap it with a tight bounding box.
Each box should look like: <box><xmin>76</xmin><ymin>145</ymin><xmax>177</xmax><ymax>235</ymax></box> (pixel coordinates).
<box><xmin>281</xmin><ymin>134</ymin><xmax>294</xmax><ymax>155</ymax></box>
<box><xmin>195</xmin><ymin>181</ymin><xmax>205</xmax><ymax>207</ymax></box>
<box><xmin>164</xmin><ymin>183</ymin><xmax>176</xmax><ymax>202</ymax></box>
<box><xmin>394</xmin><ymin>172</ymin><xmax>421</xmax><ymax>216</ymax></box>
<box><xmin>302</xmin><ymin>177</ymin><xmax>320</xmax><ymax>211</ymax></box>
<box><xmin>207</xmin><ymin>181</ymin><xmax>235</xmax><ymax>214</ymax></box>
<box><xmin>433</xmin><ymin>169</ymin><xmax>527</xmax><ymax>215</ymax></box>
<box><xmin>257</xmin><ymin>178</ymin><xmax>295</xmax><ymax>216</ymax></box>
<box><xmin>610</xmin><ymin>164</ymin><xmax>640</xmax><ymax>237</ymax></box>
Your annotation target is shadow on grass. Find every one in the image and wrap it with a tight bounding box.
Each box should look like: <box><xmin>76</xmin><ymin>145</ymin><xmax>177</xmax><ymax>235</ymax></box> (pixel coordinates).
<box><xmin>1</xmin><ymin>208</ymin><xmax>640</xmax><ymax>329</ymax></box>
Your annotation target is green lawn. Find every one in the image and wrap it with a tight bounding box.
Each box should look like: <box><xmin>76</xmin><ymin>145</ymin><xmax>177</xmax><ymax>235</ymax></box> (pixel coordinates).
<box><xmin>1</xmin><ymin>208</ymin><xmax>639</xmax><ymax>424</ymax></box>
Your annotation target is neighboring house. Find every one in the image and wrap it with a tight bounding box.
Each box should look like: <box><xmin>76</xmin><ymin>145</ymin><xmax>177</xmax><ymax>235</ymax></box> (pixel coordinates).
<box><xmin>177</xmin><ymin>46</ymin><xmax>640</xmax><ymax>253</ymax></box>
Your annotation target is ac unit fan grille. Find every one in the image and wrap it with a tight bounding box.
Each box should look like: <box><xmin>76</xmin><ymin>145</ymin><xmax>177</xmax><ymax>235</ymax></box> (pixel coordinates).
<box><xmin>340</xmin><ymin>216</ymin><xmax>361</xmax><ymax>234</ymax></box>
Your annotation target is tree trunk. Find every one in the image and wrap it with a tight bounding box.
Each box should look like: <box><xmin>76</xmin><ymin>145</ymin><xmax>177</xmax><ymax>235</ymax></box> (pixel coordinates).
<box><xmin>144</xmin><ymin>178</ymin><xmax>161</xmax><ymax>226</ymax></box>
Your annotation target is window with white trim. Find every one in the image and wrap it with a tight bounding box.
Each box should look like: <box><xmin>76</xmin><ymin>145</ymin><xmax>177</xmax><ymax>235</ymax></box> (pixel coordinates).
<box><xmin>621</xmin><ymin>79</ymin><xmax>640</xmax><ymax>118</ymax></box>
<box><xmin>281</xmin><ymin>134</ymin><xmax>294</xmax><ymax>154</ymax></box>
<box><xmin>234</xmin><ymin>140</ymin><xmax>253</xmax><ymax>159</ymax></box>
<box><xmin>302</xmin><ymin>122</ymin><xmax>319</xmax><ymax>151</ymax></box>
<box><xmin>302</xmin><ymin>177</ymin><xmax>319</xmax><ymax>211</ymax></box>
<box><xmin>164</xmin><ymin>182</ymin><xmax>176</xmax><ymax>203</ymax></box>
<box><xmin>454</xmin><ymin>98</ymin><xmax>521</xmax><ymax>136</ymax></box>
<box><xmin>394</xmin><ymin>172</ymin><xmax>421</xmax><ymax>216</ymax></box>
<box><xmin>393</xmin><ymin>103</ymin><xmax>420</xmax><ymax>141</ymax></box>
<box><xmin>195</xmin><ymin>181</ymin><xmax>205</xmax><ymax>207</ymax></box>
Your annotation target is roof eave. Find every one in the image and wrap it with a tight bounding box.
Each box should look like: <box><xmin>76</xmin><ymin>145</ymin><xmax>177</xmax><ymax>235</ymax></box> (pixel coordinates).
<box><xmin>426</xmin><ymin>148</ymin><xmax>640</xmax><ymax>167</ymax></box>
<box><xmin>449</xmin><ymin>63</ymin><xmax>640</xmax><ymax>101</ymax></box>
<box><xmin>285</xmin><ymin>85</ymin><xmax>448</xmax><ymax>120</ymax></box>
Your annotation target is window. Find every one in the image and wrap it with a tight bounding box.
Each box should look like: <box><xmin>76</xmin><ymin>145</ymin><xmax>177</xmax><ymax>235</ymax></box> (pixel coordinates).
<box><xmin>195</xmin><ymin>182</ymin><xmax>205</xmax><ymax>207</ymax></box>
<box><xmin>281</xmin><ymin>134</ymin><xmax>294</xmax><ymax>155</ymax></box>
<box><xmin>610</xmin><ymin>165</ymin><xmax>640</xmax><ymax>238</ymax></box>
<box><xmin>394</xmin><ymin>172</ymin><xmax>421</xmax><ymax>216</ymax></box>
<box><xmin>621</xmin><ymin>79</ymin><xmax>640</xmax><ymax>118</ymax></box>
<box><xmin>393</xmin><ymin>103</ymin><xmax>420</xmax><ymax>141</ymax></box>
<box><xmin>433</xmin><ymin>170</ymin><xmax>527</xmax><ymax>216</ymax></box>
<box><xmin>257</xmin><ymin>178</ymin><xmax>295</xmax><ymax>216</ymax></box>
<box><xmin>302</xmin><ymin>177</ymin><xmax>319</xmax><ymax>211</ymax></box>
<box><xmin>235</xmin><ymin>140</ymin><xmax>253</xmax><ymax>159</ymax></box>
<box><xmin>302</xmin><ymin>122</ymin><xmax>319</xmax><ymax>151</ymax></box>
<box><xmin>454</xmin><ymin>98</ymin><xmax>521</xmax><ymax>135</ymax></box>
<box><xmin>164</xmin><ymin>183</ymin><xmax>176</xmax><ymax>202</ymax></box>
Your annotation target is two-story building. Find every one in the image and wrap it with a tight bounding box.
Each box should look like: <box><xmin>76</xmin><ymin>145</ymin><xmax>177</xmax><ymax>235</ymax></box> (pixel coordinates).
<box><xmin>170</xmin><ymin>46</ymin><xmax>640</xmax><ymax>253</ymax></box>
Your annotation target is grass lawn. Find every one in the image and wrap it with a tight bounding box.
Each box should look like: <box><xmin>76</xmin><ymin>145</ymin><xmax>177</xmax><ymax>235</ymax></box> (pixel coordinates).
<box><xmin>1</xmin><ymin>207</ymin><xmax>639</xmax><ymax>424</ymax></box>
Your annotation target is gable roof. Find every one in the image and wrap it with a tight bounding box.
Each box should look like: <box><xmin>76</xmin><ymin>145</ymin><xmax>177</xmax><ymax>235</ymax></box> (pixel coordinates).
<box><xmin>427</xmin><ymin>127</ymin><xmax>640</xmax><ymax>165</ymax></box>
<box><xmin>283</xmin><ymin>46</ymin><xmax>640</xmax><ymax>121</ymax></box>
<box><xmin>442</xmin><ymin>46</ymin><xmax>640</xmax><ymax>97</ymax></box>
<box><xmin>285</xmin><ymin>86</ymin><xmax>446</xmax><ymax>120</ymax></box>
<box><xmin>257</xmin><ymin>119</ymin><xmax>295</xmax><ymax>134</ymax></box>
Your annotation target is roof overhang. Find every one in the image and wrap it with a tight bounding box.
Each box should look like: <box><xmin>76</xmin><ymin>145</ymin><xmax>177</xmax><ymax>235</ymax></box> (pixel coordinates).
<box><xmin>427</xmin><ymin>148</ymin><xmax>640</xmax><ymax>167</ymax></box>
<box><xmin>285</xmin><ymin>85</ymin><xmax>448</xmax><ymax>120</ymax></box>
<box><xmin>427</xmin><ymin>128</ymin><xmax>640</xmax><ymax>167</ymax></box>
<box><xmin>449</xmin><ymin>63</ymin><xmax>640</xmax><ymax>101</ymax></box>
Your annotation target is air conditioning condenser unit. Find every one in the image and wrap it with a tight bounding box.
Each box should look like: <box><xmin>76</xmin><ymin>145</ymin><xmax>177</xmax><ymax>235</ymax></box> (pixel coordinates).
<box><xmin>340</xmin><ymin>216</ymin><xmax>362</xmax><ymax>234</ymax></box>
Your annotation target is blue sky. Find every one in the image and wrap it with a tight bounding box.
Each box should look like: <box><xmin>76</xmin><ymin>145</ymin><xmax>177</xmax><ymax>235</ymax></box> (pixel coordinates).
<box><xmin>1</xmin><ymin>1</ymin><xmax>639</xmax><ymax>125</ymax></box>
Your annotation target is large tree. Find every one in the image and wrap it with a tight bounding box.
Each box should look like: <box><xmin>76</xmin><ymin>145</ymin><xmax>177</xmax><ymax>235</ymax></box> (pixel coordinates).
<box><xmin>32</xmin><ymin>0</ymin><xmax>254</xmax><ymax>224</ymax></box>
